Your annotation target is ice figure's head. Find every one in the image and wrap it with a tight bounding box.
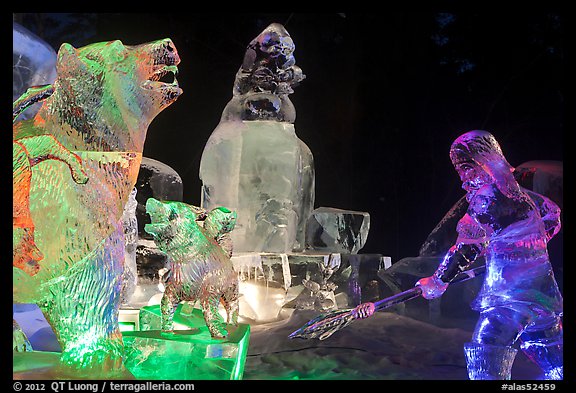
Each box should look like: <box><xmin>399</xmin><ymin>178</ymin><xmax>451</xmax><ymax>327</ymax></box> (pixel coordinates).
<box><xmin>222</xmin><ymin>23</ymin><xmax>305</xmax><ymax>122</ymax></box>
<box><xmin>46</xmin><ymin>38</ymin><xmax>182</xmax><ymax>150</ymax></box>
<box><xmin>450</xmin><ymin>130</ymin><xmax>520</xmax><ymax>199</ymax></box>
<box><xmin>144</xmin><ymin>198</ymin><xmax>207</xmax><ymax>249</ymax></box>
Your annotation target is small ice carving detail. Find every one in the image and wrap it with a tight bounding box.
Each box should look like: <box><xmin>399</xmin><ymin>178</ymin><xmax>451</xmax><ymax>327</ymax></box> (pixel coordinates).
<box><xmin>297</xmin><ymin>254</ymin><xmax>341</xmax><ymax>311</ymax></box>
<box><xmin>144</xmin><ymin>198</ymin><xmax>239</xmax><ymax>338</ymax></box>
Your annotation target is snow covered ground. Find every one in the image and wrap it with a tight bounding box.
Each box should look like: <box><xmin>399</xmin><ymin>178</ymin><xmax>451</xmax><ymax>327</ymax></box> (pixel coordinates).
<box><xmin>14</xmin><ymin>304</ymin><xmax>543</xmax><ymax>381</ymax></box>
<box><xmin>243</xmin><ymin>309</ymin><xmax>542</xmax><ymax>380</ymax></box>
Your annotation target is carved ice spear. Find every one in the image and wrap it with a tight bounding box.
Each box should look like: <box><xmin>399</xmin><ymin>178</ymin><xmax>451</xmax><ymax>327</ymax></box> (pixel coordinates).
<box><xmin>289</xmin><ymin>265</ymin><xmax>485</xmax><ymax>340</ymax></box>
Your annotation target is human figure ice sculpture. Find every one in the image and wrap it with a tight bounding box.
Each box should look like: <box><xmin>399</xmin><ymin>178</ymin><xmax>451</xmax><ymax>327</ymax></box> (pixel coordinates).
<box><xmin>354</xmin><ymin>131</ymin><xmax>563</xmax><ymax>380</ymax></box>
<box><xmin>12</xmin><ymin>38</ymin><xmax>182</xmax><ymax>376</ymax></box>
<box><xmin>199</xmin><ymin>23</ymin><xmax>314</xmax><ymax>253</ymax></box>
<box><xmin>144</xmin><ymin>198</ymin><xmax>239</xmax><ymax>338</ymax></box>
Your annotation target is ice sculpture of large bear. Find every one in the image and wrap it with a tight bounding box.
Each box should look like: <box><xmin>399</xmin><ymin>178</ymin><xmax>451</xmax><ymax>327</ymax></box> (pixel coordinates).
<box><xmin>13</xmin><ymin>38</ymin><xmax>182</xmax><ymax>376</ymax></box>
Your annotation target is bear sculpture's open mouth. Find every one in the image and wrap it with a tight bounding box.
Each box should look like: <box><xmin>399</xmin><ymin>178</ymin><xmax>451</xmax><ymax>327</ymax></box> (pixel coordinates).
<box><xmin>140</xmin><ymin>39</ymin><xmax>182</xmax><ymax>101</ymax></box>
<box><xmin>143</xmin><ymin>64</ymin><xmax>179</xmax><ymax>91</ymax></box>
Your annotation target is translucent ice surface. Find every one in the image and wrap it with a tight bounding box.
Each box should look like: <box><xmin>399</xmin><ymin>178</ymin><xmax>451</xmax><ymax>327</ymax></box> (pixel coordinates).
<box><xmin>13</xmin><ymin>21</ymin><xmax>57</xmax><ymax>120</ymax></box>
<box><xmin>120</xmin><ymin>188</ymin><xmax>138</xmax><ymax>305</ymax></box>
<box><xmin>144</xmin><ymin>199</ymin><xmax>239</xmax><ymax>338</ymax></box>
<box><xmin>12</xmin><ymin>37</ymin><xmax>182</xmax><ymax>376</ymax></box>
<box><xmin>136</xmin><ymin>157</ymin><xmax>184</xmax><ymax>238</ymax></box>
<box><xmin>417</xmin><ymin>130</ymin><xmax>563</xmax><ymax>380</ymax></box>
<box><xmin>306</xmin><ymin>207</ymin><xmax>370</xmax><ymax>254</ymax></box>
<box><xmin>200</xmin><ymin>23</ymin><xmax>313</xmax><ymax>254</ymax></box>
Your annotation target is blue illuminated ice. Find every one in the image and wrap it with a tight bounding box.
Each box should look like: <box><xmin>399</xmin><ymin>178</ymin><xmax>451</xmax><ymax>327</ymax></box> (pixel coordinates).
<box><xmin>415</xmin><ymin>130</ymin><xmax>563</xmax><ymax>380</ymax></box>
<box><xmin>353</xmin><ymin>130</ymin><xmax>563</xmax><ymax>380</ymax></box>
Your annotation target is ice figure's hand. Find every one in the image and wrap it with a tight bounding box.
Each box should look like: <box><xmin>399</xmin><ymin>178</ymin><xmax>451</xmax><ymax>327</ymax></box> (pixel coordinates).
<box><xmin>416</xmin><ymin>275</ymin><xmax>449</xmax><ymax>299</ymax></box>
<box><xmin>352</xmin><ymin>302</ymin><xmax>375</xmax><ymax>320</ymax></box>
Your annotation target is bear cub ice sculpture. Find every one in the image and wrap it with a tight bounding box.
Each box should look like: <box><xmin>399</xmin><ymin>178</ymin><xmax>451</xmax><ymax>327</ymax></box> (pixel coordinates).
<box><xmin>144</xmin><ymin>198</ymin><xmax>239</xmax><ymax>338</ymax></box>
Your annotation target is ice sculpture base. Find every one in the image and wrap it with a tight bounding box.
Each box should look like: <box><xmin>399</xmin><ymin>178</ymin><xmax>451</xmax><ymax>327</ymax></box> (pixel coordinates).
<box><xmin>14</xmin><ymin>351</ymin><xmax>60</xmax><ymax>380</ymax></box>
<box><xmin>13</xmin><ymin>351</ymin><xmax>135</xmax><ymax>380</ymax></box>
<box><xmin>126</xmin><ymin>251</ymin><xmax>393</xmax><ymax>326</ymax></box>
<box><xmin>124</xmin><ymin>308</ymin><xmax>249</xmax><ymax>380</ymax></box>
<box><xmin>231</xmin><ymin>251</ymin><xmax>392</xmax><ymax>321</ymax></box>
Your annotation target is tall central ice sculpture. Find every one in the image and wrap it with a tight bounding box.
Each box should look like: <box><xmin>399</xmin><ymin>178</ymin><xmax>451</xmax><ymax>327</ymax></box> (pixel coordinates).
<box><xmin>199</xmin><ymin>23</ymin><xmax>314</xmax><ymax>253</ymax></box>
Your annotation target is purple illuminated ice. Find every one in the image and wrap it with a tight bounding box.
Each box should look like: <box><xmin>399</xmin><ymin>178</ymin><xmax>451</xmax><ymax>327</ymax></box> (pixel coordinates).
<box><xmin>415</xmin><ymin>130</ymin><xmax>563</xmax><ymax>380</ymax></box>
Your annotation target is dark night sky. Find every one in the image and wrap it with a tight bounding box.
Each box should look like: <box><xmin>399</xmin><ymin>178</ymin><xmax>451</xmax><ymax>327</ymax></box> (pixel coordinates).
<box><xmin>14</xmin><ymin>12</ymin><xmax>565</xmax><ymax>263</ymax></box>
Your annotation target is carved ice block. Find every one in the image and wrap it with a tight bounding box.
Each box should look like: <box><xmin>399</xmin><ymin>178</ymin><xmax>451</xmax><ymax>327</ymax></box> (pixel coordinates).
<box><xmin>229</xmin><ymin>252</ymin><xmax>392</xmax><ymax>319</ymax></box>
<box><xmin>200</xmin><ymin>23</ymin><xmax>314</xmax><ymax>254</ymax></box>
<box><xmin>126</xmin><ymin>305</ymin><xmax>250</xmax><ymax>380</ymax></box>
<box><xmin>305</xmin><ymin>207</ymin><xmax>370</xmax><ymax>254</ymax></box>
<box><xmin>344</xmin><ymin>254</ymin><xmax>392</xmax><ymax>306</ymax></box>
<box><xmin>136</xmin><ymin>157</ymin><xmax>184</xmax><ymax>238</ymax></box>
<box><xmin>201</xmin><ymin>121</ymin><xmax>313</xmax><ymax>254</ymax></box>
<box><xmin>13</xmin><ymin>351</ymin><xmax>65</xmax><ymax>380</ymax></box>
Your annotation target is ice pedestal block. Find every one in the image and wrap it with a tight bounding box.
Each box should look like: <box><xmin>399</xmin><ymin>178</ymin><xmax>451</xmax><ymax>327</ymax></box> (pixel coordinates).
<box><xmin>124</xmin><ymin>305</ymin><xmax>250</xmax><ymax>380</ymax></box>
<box><xmin>200</xmin><ymin>121</ymin><xmax>314</xmax><ymax>254</ymax></box>
<box><xmin>139</xmin><ymin>303</ymin><xmax>207</xmax><ymax>331</ymax></box>
<box><xmin>122</xmin><ymin>329</ymin><xmax>249</xmax><ymax>380</ymax></box>
<box><xmin>131</xmin><ymin>251</ymin><xmax>393</xmax><ymax>325</ymax></box>
<box><xmin>231</xmin><ymin>253</ymin><xmax>289</xmax><ymax>322</ymax></box>
<box><xmin>305</xmin><ymin>207</ymin><xmax>370</xmax><ymax>254</ymax></box>
<box><xmin>13</xmin><ymin>351</ymin><xmax>61</xmax><ymax>379</ymax></box>
<box><xmin>13</xmin><ymin>351</ymin><xmax>135</xmax><ymax>380</ymax></box>
<box><xmin>230</xmin><ymin>252</ymin><xmax>391</xmax><ymax>319</ymax></box>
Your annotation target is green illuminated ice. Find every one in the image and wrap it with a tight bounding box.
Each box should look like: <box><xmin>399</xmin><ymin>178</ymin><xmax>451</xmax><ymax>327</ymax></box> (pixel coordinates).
<box><xmin>144</xmin><ymin>199</ymin><xmax>239</xmax><ymax>338</ymax></box>
<box><xmin>123</xmin><ymin>305</ymin><xmax>250</xmax><ymax>380</ymax></box>
<box><xmin>12</xmin><ymin>37</ymin><xmax>182</xmax><ymax>377</ymax></box>
<box><xmin>199</xmin><ymin>23</ymin><xmax>314</xmax><ymax>253</ymax></box>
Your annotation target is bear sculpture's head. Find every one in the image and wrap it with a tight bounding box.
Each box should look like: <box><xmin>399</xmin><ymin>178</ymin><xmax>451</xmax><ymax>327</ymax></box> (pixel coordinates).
<box><xmin>35</xmin><ymin>38</ymin><xmax>182</xmax><ymax>151</ymax></box>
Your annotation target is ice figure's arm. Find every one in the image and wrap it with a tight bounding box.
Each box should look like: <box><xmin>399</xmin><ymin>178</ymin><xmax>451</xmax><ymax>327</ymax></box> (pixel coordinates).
<box><xmin>437</xmin><ymin>212</ymin><xmax>488</xmax><ymax>281</ymax></box>
<box><xmin>417</xmin><ymin>213</ymin><xmax>487</xmax><ymax>299</ymax></box>
<box><xmin>17</xmin><ymin>135</ymin><xmax>89</xmax><ymax>184</ymax></box>
<box><xmin>525</xmin><ymin>189</ymin><xmax>561</xmax><ymax>241</ymax></box>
